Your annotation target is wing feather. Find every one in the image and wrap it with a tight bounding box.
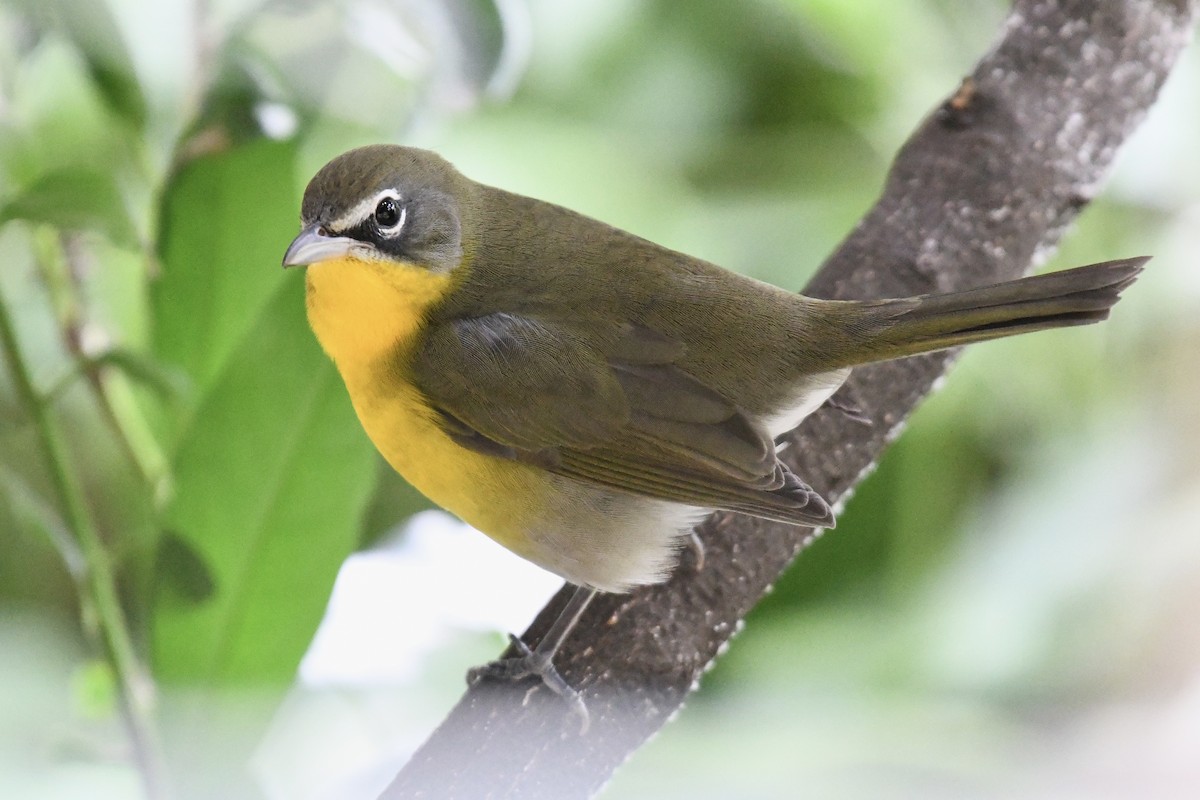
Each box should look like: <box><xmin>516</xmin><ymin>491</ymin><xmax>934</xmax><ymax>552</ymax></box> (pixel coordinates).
<box><xmin>412</xmin><ymin>312</ymin><xmax>834</xmax><ymax>528</ymax></box>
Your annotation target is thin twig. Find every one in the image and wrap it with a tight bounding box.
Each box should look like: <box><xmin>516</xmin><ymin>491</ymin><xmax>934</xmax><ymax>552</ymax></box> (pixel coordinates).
<box><xmin>0</xmin><ymin>284</ymin><xmax>169</xmax><ymax>799</ymax></box>
<box><xmin>33</xmin><ymin>231</ymin><xmax>172</xmax><ymax>505</ymax></box>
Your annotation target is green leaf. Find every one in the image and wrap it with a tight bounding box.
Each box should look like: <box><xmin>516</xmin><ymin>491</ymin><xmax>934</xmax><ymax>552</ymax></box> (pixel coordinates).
<box><xmin>0</xmin><ymin>168</ymin><xmax>139</xmax><ymax>248</ymax></box>
<box><xmin>152</xmin><ymin>276</ymin><xmax>377</xmax><ymax>685</ymax></box>
<box><xmin>86</xmin><ymin>61</ymin><xmax>147</xmax><ymax>129</ymax></box>
<box><xmin>152</xmin><ymin>139</ymin><xmax>300</xmax><ymax>394</ymax></box>
<box><xmin>90</xmin><ymin>347</ymin><xmax>192</xmax><ymax>402</ymax></box>
<box><xmin>19</xmin><ymin>0</ymin><xmax>148</xmax><ymax>125</ymax></box>
<box><xmin>0</xmin><ymin>464</ymin><xmax>85</xmax><ymax>579</ymax></box>
<box><xmin>0</xmin><ymin>35</ymin><xmax>128</xmax><ymax>184</ymax></box>
<box><xmin>155</xmin><ymin>530</ymin><xmax>217</xmax><ymax>605</ymax></box>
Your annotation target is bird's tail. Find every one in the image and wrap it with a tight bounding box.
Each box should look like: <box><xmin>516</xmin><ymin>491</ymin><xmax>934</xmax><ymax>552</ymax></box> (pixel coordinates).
<box><xmin>814</xmin><ymin>256</ymin><xmax>1147</xmax><ymax>369</ymax></box>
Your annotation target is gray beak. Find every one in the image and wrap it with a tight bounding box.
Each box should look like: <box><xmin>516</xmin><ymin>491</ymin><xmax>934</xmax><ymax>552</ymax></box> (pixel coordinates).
<box><xmin>282</xmin><ymin>225</ymin><xmax>357</xmax><ymax>268</ymax></box>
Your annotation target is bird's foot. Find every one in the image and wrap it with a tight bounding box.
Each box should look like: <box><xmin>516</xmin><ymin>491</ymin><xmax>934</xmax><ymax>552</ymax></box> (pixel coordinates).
<box><xmin>468</xmin><ymin>634</ymin><xmax>590</xmax><ymax>733</ymax></box>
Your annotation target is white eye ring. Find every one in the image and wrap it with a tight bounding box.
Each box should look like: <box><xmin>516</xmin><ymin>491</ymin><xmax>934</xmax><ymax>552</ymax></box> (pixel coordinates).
<box><xmin>373</xmin><ymin>195</ymin><xmax>406</xmax><ymax>236</ymax></box>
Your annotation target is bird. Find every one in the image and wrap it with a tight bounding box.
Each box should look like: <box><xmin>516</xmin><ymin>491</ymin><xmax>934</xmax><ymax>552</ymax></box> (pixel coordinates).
<box><xmin>283</xmin><ymin>143</ymin><xmax>1145</xmax><ymax>719</ymax></box>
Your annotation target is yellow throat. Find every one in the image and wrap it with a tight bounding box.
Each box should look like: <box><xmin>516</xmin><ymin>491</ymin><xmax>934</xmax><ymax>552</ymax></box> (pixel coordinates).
<box><xmin>304</xmin><ymin>256</ymin><xmax>447</xmax><ymax>367</ymax></box>
<box><xmin>303</xmin><ymin>257</ymin><xmax>545</xmax><ymax>555</ymax></box>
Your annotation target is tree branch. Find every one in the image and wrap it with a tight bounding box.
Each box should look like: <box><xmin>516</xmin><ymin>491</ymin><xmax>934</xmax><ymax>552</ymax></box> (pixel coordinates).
<box><xmin>382</xmin><ymin>2</ymin><xmax>1197</xmax><ymax>797</ymax></box>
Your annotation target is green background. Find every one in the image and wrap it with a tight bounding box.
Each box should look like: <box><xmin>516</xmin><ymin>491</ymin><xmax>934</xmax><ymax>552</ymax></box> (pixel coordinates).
<box><xmin>1</xmin><ymin>1</ymin><xmax>1198</xmax><ymax>798</ymax></box>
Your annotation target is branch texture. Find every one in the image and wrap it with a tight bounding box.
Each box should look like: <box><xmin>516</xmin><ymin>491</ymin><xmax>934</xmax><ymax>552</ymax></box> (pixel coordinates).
<box><xmin>383</xmin><ymin>2</ymin><xmax>1197</xmax><ymax>797</ymax></box>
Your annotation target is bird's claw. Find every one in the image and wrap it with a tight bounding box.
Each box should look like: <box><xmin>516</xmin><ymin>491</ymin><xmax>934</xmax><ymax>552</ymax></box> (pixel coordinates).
<box><xmin>468</xmin><ymin>634</ymin><xmax>590</xmax><ymax>733</ymax></box>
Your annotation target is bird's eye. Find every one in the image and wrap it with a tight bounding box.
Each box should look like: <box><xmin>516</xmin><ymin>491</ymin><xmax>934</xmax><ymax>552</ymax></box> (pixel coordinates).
<box><xmin>374</xmin><ymin>196</ymin><xmax>403</xmax><ymax>230</ymax></box>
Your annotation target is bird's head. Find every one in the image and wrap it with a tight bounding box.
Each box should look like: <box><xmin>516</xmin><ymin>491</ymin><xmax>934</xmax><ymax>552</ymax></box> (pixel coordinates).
<box><xmin>283</xmin><ymin>144</ymin><xmax>472</xmax><ymax>274</ymax></box>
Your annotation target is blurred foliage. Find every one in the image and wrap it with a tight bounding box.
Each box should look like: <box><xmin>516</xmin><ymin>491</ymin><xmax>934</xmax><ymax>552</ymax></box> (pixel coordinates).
<box><xmin>1</xmin><ymin>1</ymin><xmax>1198</xmax><ymax>799</ymax></box>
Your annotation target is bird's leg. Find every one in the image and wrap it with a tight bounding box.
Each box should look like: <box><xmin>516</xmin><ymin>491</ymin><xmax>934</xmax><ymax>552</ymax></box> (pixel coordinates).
<box><xmin>686</xmin><ymin>531</ymin><xmax>706</xmax><ymax>572</ymax></box>
<box><xmin>822</xmin><ymin>391</ymin><xmax>872</xmax><ymax>426</ymax></box>
<box><xmin>468</xmin><ymin>584</ymin><xmax>598</xmax><ymax>731</ymax></box>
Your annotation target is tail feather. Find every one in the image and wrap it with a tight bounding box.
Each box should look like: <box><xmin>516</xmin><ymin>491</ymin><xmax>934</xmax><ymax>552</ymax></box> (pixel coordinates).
<box><xmin>832</xmin><ymin>256</ymin><xmax>1147</xmax><ymax>365</ymax></box>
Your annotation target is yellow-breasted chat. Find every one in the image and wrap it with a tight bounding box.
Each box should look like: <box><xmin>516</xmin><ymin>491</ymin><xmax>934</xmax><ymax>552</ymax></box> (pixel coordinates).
<box><xmin>283</xmin><ymin>144</ymin><xmax>1145</xmax><ymax>721</ymax></box>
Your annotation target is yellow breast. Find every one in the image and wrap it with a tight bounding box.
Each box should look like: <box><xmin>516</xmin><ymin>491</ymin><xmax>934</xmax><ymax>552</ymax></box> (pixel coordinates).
<box><xmin>303</xmin><ymin>257</ymin><xmax>547</xmax><ymax>557</ymax></box>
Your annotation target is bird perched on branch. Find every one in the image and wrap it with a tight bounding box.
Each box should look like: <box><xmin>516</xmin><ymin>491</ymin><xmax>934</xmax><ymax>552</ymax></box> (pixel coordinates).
<box><xmin>284</xmin><ymin>144</ymin><xmax>1145</xmax><ymax>723</ymax></box>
